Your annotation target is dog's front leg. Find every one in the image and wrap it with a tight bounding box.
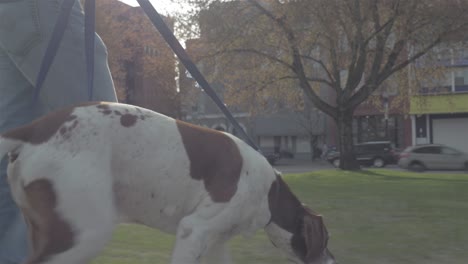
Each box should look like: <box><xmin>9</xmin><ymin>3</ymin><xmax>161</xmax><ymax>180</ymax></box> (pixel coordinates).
<box><xmin>170</xmin><ymin>210</ymin><xmax>235</xmax><ymax>264</ymax></box>
<box><xmin>204</xmin><ymin>243</ymin><xmax>232</xmax><ymax>264</ymax></box>
<box><xmin>170</xmin><ymin>216</ymin><xmax>210</xmax><ymax>264</ymax></box>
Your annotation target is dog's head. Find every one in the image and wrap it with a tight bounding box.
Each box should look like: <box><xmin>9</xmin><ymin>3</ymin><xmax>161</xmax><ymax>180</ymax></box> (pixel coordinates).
<box><xmin>266</xmin><ymin>206</ymin><xmax>336</xmax><ymax>264</ymax></box>
<box><xmin>297</xmin><ymin>207</ymin><xmax>336</xmax><ymax>264</ymax></box>
<box><xmin>266</xmin><ymin>171</ymin><xmax>336</xmax><ymax>264</ymax></box>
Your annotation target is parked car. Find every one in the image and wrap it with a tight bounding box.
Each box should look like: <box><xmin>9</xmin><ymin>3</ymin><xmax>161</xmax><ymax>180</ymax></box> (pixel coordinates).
<box><xmin>398</xmin><ymin>144</ymin><xmax>468</xmax><ymax>172</ymax></box>
<box><xmin>260</xmin><ymin>147</ymin><xmax>281</xmax><ymax>165</ymax></box>
<box><xmin>263</xmin><ymin>152</ymin><xmax>280</xmax><ymax>165</ymax></box>
<box><xmin>327</xmin><ymin>141</ymin><xmax>398</xmax><ymax>168</ymax></box>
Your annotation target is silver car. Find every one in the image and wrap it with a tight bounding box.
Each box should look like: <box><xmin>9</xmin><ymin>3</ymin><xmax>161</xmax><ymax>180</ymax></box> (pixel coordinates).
<box><xmin>398</xmin><ymin>144</ymin><xmax>468</xmax><ymax>172</ymax></box>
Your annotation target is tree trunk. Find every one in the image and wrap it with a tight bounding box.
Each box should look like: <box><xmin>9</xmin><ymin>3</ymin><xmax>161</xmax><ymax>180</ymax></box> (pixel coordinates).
<box><xmin>336</xmin><ymin>110</ymin><xmax>360</xmax><ymax>170</ymax></box>
<box><xmin>309</xmin><ymin>135</ymin><xmax>318</xmax><ymax>161</ymax></box>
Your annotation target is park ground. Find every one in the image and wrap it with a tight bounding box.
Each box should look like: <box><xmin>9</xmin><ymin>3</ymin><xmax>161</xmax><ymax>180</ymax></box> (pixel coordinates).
<box><xmin>92</xmin><ymin>169</ymin><xmax>468</xmax><ymax>264</ymax></box>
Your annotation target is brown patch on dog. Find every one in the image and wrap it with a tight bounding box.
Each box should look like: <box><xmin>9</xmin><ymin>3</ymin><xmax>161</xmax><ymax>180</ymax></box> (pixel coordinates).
<box><xmin>96</xmin><ymin>103</ymin><xmax>113</xmax><ymax>115</ymax></box>
<box><xmin>22</xmin><ymin>179</ymin><xmax>74</xmax><ymax>263</ymax></box>
<box><xmin>57</xmin><ymin>118</ymin><xmax>79</xmax><ymax>141</ymax></box>
<box><xmin>268</xmin><ymin>175</ymin><xmax>304</xmax><ymax>233</ymax></box>
<box><xmin>3</xmin><ymin>107</ymin><xmax>76</xmax><ymax>145</ymax></box>
<box><xmin>120</xmin><ymin>114</ymin><xmax>138</xmax><ymax>127</ymax></box>
<box><xmin>96</xmin><ymin>104</ymin><xmax>110</xmax><ymax>110</ymax></box>
<box><xmin>69</xmin><ymin>120</ymin><xmax>79</xmax><ymax>131</ymax></box>
<box><xmin>59</xmin><ymin>126</ymin><xmax>67</xmax><ymax>136</ymax></box>
<box><xmin>176</xmin><ymin>120</ymin><xmax>243</xmax><ymax>203</ymax></box>
<box><xmin>2</xmin><ymin>102</ymin><xmax>108</xmax><ymax>145</ymax></box>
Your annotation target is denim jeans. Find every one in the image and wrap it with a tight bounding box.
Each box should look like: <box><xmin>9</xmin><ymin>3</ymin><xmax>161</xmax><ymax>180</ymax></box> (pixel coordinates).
<box><xmin>0</xmin><ymin>0</ymin><xmax>117</xmax><ymax>263</ymax></box>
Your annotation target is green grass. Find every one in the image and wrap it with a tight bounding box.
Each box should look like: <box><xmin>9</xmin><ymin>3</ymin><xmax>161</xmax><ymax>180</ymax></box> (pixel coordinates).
<box><xmin>92</xmin><ymin>169</ymin><xmax>468</xmax><ymax>264</ymax></box>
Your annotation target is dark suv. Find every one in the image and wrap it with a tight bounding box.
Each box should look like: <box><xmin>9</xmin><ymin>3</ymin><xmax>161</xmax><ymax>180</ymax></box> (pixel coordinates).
<box><xmin>260</xmin><ymin>147</ymin><xmax>281</xmax><ymax>165</ymax></box>
<box><xmin>327</xmin><ymin>141</ymin><xmax>398</xmax><ymax>168</ymax></box>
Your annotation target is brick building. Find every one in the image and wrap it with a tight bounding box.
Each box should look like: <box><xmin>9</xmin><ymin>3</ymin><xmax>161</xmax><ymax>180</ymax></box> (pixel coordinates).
<box><xmin>96</xmin><ymin>0</ymin><xmax>179</xmax><ymax>117</ymax></box>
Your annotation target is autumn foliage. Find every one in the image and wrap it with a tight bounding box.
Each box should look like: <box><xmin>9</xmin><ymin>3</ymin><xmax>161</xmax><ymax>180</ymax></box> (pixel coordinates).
<box><xmin>93</xmin><ymin>0</ymin><xmax>178</xmax><ymax>117</ymax></box>
<box><xmin>180</xmin><ymin>0</ymin><xmax>468</xmax><ymax>169</ymax></box>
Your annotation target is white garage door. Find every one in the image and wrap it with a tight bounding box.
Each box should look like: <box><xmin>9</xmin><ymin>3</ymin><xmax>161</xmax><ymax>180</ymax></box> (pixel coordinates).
<box><xmin>432</xmin><ymin>118</ymin><xmax>468</xmax><ymax>153</ymax></box>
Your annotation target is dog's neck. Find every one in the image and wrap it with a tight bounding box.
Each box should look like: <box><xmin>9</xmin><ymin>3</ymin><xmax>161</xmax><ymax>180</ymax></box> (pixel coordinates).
<box><xmin>267</xmin><ymin>174</ymin><xmax>305</xmax><ymax>232</ymax></box>
<box><xmin>265</xmin><ymin>174</ymin><xmax>306</xmax><ymax>257</ymax></box>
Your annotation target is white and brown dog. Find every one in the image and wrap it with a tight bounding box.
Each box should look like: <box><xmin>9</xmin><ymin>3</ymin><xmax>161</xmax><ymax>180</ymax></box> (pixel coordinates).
<box><xmin>0</xmin><ymin>102</ymin><xmax>336</xmax><ymax>264</ymax></box>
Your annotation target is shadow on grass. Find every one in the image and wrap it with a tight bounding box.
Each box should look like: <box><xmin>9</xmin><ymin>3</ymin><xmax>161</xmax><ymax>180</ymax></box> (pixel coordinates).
<box><xmin>358</xmin><ymin>169</ymin><xmax>468</xmax><ymax>183</ymax></box>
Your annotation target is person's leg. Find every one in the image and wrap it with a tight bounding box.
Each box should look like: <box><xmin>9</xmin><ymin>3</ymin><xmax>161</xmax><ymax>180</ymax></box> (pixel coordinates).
<box><xmin>0</xmin><ymin>0</ymin><xmax>117</xmax><ymax>263</ymax></box>
<box><xmin>0</xmin><ymin>48</ymin><xmax>35</xmax><ymax>264</ymax></box>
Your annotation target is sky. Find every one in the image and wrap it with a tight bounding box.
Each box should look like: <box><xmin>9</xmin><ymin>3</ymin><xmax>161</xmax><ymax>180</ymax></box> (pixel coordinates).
<box><xmin>118</xmin><ymin>0</ymin><xmax>183</xmax><ymax>14</ymax></box>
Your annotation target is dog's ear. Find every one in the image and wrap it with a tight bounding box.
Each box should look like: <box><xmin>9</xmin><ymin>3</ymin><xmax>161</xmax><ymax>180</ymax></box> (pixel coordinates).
<box><xmin>302</xmin><ymin>210</ymin><xmax>329</xmax><ymax>262</ymax></box>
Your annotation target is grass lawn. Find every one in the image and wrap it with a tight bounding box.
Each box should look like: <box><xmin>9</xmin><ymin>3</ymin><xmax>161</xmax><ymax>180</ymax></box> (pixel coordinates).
<box><xmin>92</xmin><ymin>169</ymin><xmax>468</xmax><ymax>264</ymax></box>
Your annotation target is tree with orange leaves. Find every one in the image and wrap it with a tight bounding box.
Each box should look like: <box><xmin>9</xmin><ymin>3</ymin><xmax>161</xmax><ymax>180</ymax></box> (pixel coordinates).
<box><xmin>92</xmin><ymin>0</ymin><xmax>179</xmax><ymax>117</ymax></box>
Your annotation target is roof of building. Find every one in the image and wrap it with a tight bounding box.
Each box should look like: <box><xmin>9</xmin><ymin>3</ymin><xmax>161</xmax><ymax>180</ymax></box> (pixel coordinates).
<box><xmin>254</xmin><ymin>112</ymin><xmax>323</xmax><ymax>136</ymax></box>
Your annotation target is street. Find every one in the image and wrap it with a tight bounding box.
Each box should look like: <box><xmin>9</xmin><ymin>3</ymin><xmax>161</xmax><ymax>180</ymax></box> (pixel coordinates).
<box><xmin>273</xmin><ymin>159</ymin><xmax>332</xmax><ymax>174</ymax></box>
<box><xmin>274</xmin><ymin>158</ymin><xmax>468</xmax><ymax>174</ymax></box>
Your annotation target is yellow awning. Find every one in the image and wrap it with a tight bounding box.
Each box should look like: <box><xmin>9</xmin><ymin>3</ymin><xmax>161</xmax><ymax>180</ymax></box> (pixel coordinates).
<box><xmin>410</xmin><ymin>93</ymin><xmax>468</xmax><ymax>114</ymax></box>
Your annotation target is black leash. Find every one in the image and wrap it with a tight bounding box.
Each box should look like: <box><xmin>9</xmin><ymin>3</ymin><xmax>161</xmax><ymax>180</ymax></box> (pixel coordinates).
<box><xmin>32</xmin><ymin>0</ymin><xmax>76</xmax><ymax>105</ymax></box>
<box><xmin>33</xmin><ymin>0</ymin><xmax>95</xmax><ymax>106</ymax></box>
<box><xmin>84</xmin><ymin>0</ymin><xmax>96</xmax><ymax>100</ymax></box>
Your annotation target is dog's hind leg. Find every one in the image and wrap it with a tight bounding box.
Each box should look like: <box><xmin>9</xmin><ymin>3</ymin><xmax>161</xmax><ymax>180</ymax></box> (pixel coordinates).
<box><xmin>35</xmin><ymin>224</ymin><xmax>115</xmax><ymax>264</ymax></box>
<box><xmin>20</xmin><ymin>182</ymin><xmax>115</xmax><ymax>264</ymax></box>
<box><xmin>18</xmin><ymin>177</ymin><xmax>116</xmax><ymax>264</ymax></box>
<box><xmin>12</xmin><ymin>159</ymin><xmax>117</xmax><ymax>264</ymax></box>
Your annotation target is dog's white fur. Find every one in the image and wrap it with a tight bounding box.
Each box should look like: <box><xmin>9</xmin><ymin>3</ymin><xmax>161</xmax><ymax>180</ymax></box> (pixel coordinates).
<box><xmin>0</xmin><ymin>102</ymin><xmax>334</xmax><ymax>264</ymax></box>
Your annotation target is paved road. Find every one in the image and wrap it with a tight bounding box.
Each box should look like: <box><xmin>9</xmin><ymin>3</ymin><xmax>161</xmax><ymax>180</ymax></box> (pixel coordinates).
<box><xmin>274</xmin><ymin>159</ymin><xmax>468</xmax><ymax>174</ymax></box>
<box><xmin>273</xmin><ymin>159</ymin><xmax>332</xmax><ymax>174</ymax></box>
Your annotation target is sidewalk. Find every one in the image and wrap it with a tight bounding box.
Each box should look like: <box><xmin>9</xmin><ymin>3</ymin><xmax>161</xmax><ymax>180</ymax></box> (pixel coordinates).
<box><xmin>273</xmin><ymin>158</ymin><xmax>333</xmax><ymax>174</ymax></box>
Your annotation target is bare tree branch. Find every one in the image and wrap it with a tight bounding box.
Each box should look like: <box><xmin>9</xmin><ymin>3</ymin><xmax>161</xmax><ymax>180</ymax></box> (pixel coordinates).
<box><xmin>348</xmin><ymin>38</ymin><xmax>440</xmax><ymax>109</ymax></box>
<box><xmin>220</xmin><ymin>48</ymin><xmax>294</xmax><ymax>70</ymax></box>
<box><xmin>246</xmin><ymin>0</ymin><xmax>338</xmax><ymax>118</ymax></box>
<box><xmin>266</xmin><ymin>74</ymin><xmax>336</xmax><ymax>88</ymax></box>
<box><xmin>299</xmin><ymin>54</ymin><xmax>335</xmax><ymax>84</ymax></box>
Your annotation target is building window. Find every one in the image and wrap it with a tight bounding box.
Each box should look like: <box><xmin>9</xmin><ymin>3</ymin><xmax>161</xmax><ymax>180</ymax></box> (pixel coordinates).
<box><xmin>355</xmin><ymin>115</ymin><xmax>401</xmax><ymax>147</ymax></box>
<box><xmin>419</xmin><ymin>67</ymin><xmax>468</xmax><ymax>94</ymax></box>
<box><xmin>419</xmin><ymin>71</ymin><xmax>452</xmax><ymax>94</ymax></box>
<box><xmin>124</xmin><ymin>60</ymin><xmax>136</xmax><ymax>104</ymax></box>
<box><xmin>144</xmin><ymin>46</ymin><xmax>159</xmax><ymax>57</ymax></box>
<box><xmin>454</xmin><ymin>68</ymin><xmax>468</xmax><ymax>92</ymax></box>
<box><xmin>292</xmin><ymin>136</ymin><xmax>297</xmax><ymax>153</ymax></box>
<box><xmin>274</xmin><ymin>136</ymin><xmax>281</xmax><ymax>154</ymax></box>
